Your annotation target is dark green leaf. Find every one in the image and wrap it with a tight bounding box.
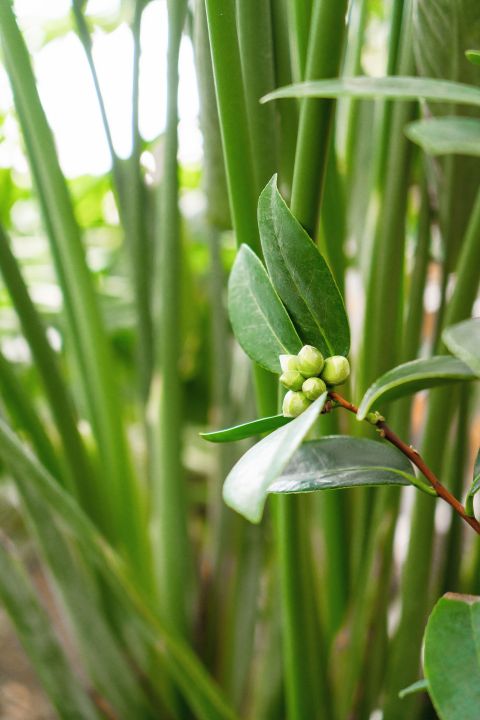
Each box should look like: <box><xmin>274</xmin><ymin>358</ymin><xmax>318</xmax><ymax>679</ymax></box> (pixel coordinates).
<box><xmin>258</xmin><ymin>176</ymin><xmax>350</xmax><ymax>357</ymax></box>
<box><xmin>0</xmin><ymin>539</ymin><xmax>99</xmax><ymax>720</ymax></box>
<box><xmin>405</xmin><ymin>117</ymin><xmax>480</xmax><ymax>157</ymax></box>
<box><xmin>442</xmin><ymin>318</ymin><xmax>480</xmax><ymax>377</ymax></box>
<box><xmin>201</xmin><ymin>414</ymin><xmax>291</xmax><ymax>443</ymax></box>
<box><xmin>357</xmin><ymin>356</ymin><xmax>477</xmax><ymax>419</ymax></box>
<box><xmin>228</xmin><ymin>244</ymin><xmax>302</xmax><ymax>373</ymax></box>
<box><xmin>465</xmin><ymin>449</ymin><xmax>480</xmax><ymax>517</ymax></box>
<box><xmin>262</xmin><ymin>77</ymin><xmax>480</xmax><ymax>107</ymax></box>
<box><xmin>223</xmin><ymin>394</ymin><xmax>327</xmax><ymax>523</ymax></box>
<box><xmin>398</xmin><ymin>679</ymin><xmax>429</xmax><ymax>700</ymax></box>
<box><xmin>268</xmin><ymin>436</ymin><xmax>419</xmax><ymax>495</ymax></box>
<box><xmin>466</xmin><ymin>50</ymin><xmax>480</xmax><ymax>66</ymax></box>
<box><xmin>423</xmin><ymin>593</ymin><xmax>480</xmax><ymax>720</ymax></box>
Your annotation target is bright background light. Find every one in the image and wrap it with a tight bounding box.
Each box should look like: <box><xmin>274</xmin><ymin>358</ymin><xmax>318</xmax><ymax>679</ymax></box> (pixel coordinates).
<box><xmin>4</xmin><ymin>0</ymin><xmax>200</xmax><ymax>178</ymax></box>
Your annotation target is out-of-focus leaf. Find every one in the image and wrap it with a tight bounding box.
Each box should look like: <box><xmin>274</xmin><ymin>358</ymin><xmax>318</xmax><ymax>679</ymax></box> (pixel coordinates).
<box><xmin>357</xmin><ymin>356</ymin><xmax>477</xmax><ymax>419</ymax></box>
<box><xmin>223</xmin><ymin>394</ymin><xmax>327</xmax><ymax>523</ymax></box>
<box><xmin>0</xmin><ymin>538</ymin><xmax>100</xmax><ymax>720</ymax></box>
<box><xmin>258</xmin><ymin>176</ymin><xmax>350</xmax><ymax>357</ymax></box>
<box><xmin>262</xmin><ymin>76</ymin><xmax>480</xmax><ymax>107</ymax></box>
<box><xmin>442</xmin><ymin>317</ymin><xmax>480</xmax><ymax>377</ymax></box>
<box><xmin>228</xmin><ymin>244</ymin><xmax>302</xmax><ymax>373</ymax></box>
<box><xmin>465</xmin><ymin>449</ymin><xmax>480</xmax><ymax>517</ymax></box>
<box><xmin>201</xmin><ymin>414</ymin><xmax>291</xmax><ymax>443</ymax></box>
<box><xmin>398</xmin><ymin>679</ymin><xmax>429</xmax><ymax>700</ymax></box>
<box><xmin>405</xmin><ymin>117</ymin><xmax>480</xmax><ymax>156</ymax></box>
<box><xmin>466</xmin><ymin>50</ymin><xmax>480</xmax><ymax>66</ymax></box>
<box><xmin>423</xmin><ymin>593</ymin><xmax>480</xmax><ymax>720</ymax></box>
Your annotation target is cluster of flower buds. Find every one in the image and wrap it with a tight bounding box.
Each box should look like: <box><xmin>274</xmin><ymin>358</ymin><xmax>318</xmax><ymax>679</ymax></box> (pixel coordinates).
<box><xmin>280</xmin><ymin>345</ymin><xmax>350</xmax><ymax>417</ymax></box>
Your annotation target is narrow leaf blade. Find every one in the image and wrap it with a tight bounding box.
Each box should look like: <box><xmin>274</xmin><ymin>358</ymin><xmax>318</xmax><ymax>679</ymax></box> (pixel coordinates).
<box><xmin>268</xmin><ymin>436</ymin><xmax>416</xmax><ymax>494</ymax></box>
<box><xmin>466</xmin><ymin>449</ymin><xmax>480</xmax><ymax>517</ymax></box>
<box><xmin>424</xmin><ymin>594</ymin><xmax>480</xmax><ymax>720</ymax></box>
<box><xmin>262</xmin><ymin>76</ymin><xmax>480</xmax><ymax>107</ymax></box>
<box><xmin>405</xmin><ymin>117</ymin><xmax>480</xmax><ymax>157</ymax></box>
<box><xmin>223</xmin><ymin>394</ymin><xmax>327</xmax><ymax>522</ymax></box>
<box><xmin>442</xmin><ymin>318</ymin><xmax>480</xmax><ymax>377</ymax></box>
<box><xmin>357</xmin><ymin>356</ymin><xmax>477</xmax><ymax>419</ymax></box>
<box><xmin>398</xmin><ymin>679</ymin><xmax>429</xmax><ymax>700</ymax></box>
<box><xmin>201</xmin><ymin>414</ymin><xmax>291</xmax><ymax>443</ymax></box>
<box><xmin>228</xmin><ymin>244</ymin><xmax>302</xmax><ymax>373</ymax></box>
<box><xmin>258</xmin><ymin>176</ymin><xmax>350</xmax><ymax>357</ymax></box>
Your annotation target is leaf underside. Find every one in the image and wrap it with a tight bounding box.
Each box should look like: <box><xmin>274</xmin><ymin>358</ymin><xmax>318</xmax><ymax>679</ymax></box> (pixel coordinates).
<box><xmin>405</xmin><ymin>117</ymin><xmax>480</xmax><ymax>157</ymax></box>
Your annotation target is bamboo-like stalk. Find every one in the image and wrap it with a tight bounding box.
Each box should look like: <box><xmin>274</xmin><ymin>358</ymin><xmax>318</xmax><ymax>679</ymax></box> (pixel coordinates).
<box><xmin>383</xmin><ymin>188</ymin><xmax>480</xmax><ymax>720</ymax></box>
<box><xmin>152</xmin><ymin>0</ymin><xmax>190</xmax><ymax>636</ymax></box>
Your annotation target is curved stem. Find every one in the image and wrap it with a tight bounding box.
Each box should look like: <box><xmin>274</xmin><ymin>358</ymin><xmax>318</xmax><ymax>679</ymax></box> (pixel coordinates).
<box><xmin>329</xmin><ymin>391</ymin><xmax>480</xmax><ymax>535</ymax></box>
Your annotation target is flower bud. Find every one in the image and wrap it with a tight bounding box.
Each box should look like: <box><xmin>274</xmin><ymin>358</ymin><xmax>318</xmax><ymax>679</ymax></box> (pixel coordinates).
<box><xmin>279</xmin><ymin>354</ymin><xmax>299</xmax><ymax>373</ymax></box>
<box><xmin>297</xmin><ymin>345</ymin><xmax>324</xmax><ymax>377</ymax></box>
<box><xmin>321</xmin><ymin>355</ymin><xmax>350</xmax><ymax>386</ymax></box>
<box><xmin>302</xmin><ymin>376</ymin><xmax>327</xmax><ymax>401</ymax></box>
<box><xmin>282</xmin><ymin>390</ymin><xmax>312</xmax><ymax>417</ymax></box>
<box><xmin>280</xmin><ymin>371</ymin><xmax>305</xmax><ymax>391</ymax></box>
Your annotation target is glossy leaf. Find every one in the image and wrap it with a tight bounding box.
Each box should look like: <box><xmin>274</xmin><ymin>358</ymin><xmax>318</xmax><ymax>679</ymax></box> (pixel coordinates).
<box><xmin>262</xmin><ymin>76</ymin><xmax>480</xmax><ymax>107</ymax></box>
<box><xmin>0</xmin><ymin>540</ymin><xmax>99</xmax><ymax>720</ymax></box>
<box><xmin>405</xmin><ymin>117</ymin><xmax>480</xmax><ymax>157</ymax></box>
<box><xmin>465</xmin><ymin>449</ymin><xmax>480</xmax><ymax>517</ymax></box>
<box><xmin>423</xmin><ymin>593</ymin><xmax>480</xmax><ymax>720</ymax></box>
<box><xmin>268</xmin><ymin>436</ymin><xmax>418</xmax><ymax>494</ymax></box>
<box><xmin>357</xmin><ymin>356</ymin><xmax>477</xmax><ymax>419</ymax></box>
<box><xmin>223</xmin><ymin>394</ymin><xmax>327</xmax><ymax>523</ymax></box>
<box><xmin>466</xmin><ymin>50</ymin><xmax>480</xmax><ymax>66</ymax></box>
<box><xmin>228</xmin><ymin>244</ymin><xmax>302</xmax><ymax>373</ymax></box>
<box><xmin>258</xmin><ymin>176</ymin><xmax>350</xmax><ymax>357</ymax></box>
<box><xmin>201</xmin><ymin>414</ymin><xmax>291</xmax><ymax>443</ymax></box>
<box><xmin>442</xmin><ymin>317</ymin><xmax>480</xmax><ymax>377</ymax></box>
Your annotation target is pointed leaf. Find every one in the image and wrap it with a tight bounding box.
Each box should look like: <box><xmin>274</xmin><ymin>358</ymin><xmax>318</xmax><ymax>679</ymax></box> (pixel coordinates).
<box><xmin>201</xmin><ymin>414</ymin><xmax>291</xmax><ymax>443</ymax></box>
<box><xmin>267</xmin><ymin>437</ymin><xmax>419</xmax><ymax>495</ymax></box>
<box><xmin>0</xmin><ymin>539</ymin><xmax>100</xmax><ymax>720</ymax></box>
<box><xmin>223</xmin><ymin>394</ymin><xmax>327</xmax><ymax>523</ymax></box>
<box><xmin>405</xmin><ymin>117</ymin><xmax>480</xmax><ymax>157</ymax></box>
<box><xmin>228</xmin><ymin>244</ymin><xmax>302</xmax><ymax>372</ymax></box>
<box><xmin>262</xmin><ymin>76</ymin><xmax>480</xmax><ymax>107</ymax></box>
<box><xmin>357</xmin><ymin>356</ymin><xmax>477</xmax><ymax>419</ymax></box>
<box><xmin>442</xmin><ymin>318</ymin><xmax>480</xmax><ymax>377</ymax></box>
<box><xmin>258</xmin><ymin>176</ymin><xmax>350</xmax><ymax>357</ymax></box>
<box><xmin>398</xmin><ymin>679</ymin><xmax>429</xmax><ymax>700</ymax></box>
<box><xmin>466</xmin><ymin>50</ymin><xmax>480</xmax><ymax>66</ymax></box>
<box><xmin>423</xmin><ymin>593</ymin><xmax>480</xmax><ymax>720</ymax></box>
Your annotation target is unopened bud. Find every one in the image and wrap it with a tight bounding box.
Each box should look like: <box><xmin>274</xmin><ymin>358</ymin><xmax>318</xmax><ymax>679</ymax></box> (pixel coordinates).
<box><xmin>279</xmin><ymin>354</ymin><xmax>299</xmax><ymax>373</ymax></box>
<box><xmin>302</xmin><ymin>376</ymin><xmax>327</xmax><ymax>401</ymax></box>
<box><xmin>280</xmin><ymin>371</ymin><xmax>305</xmax><ymax>391</ymax></box>
<box><xmin>282</xmin><ymin>390</ymin><xmax>312</xmax><ymax>417</ymax></box>
<box><xmin>321</xmin><ymin>355</ymin><xmax>350</xmax><ymax>386</ymax></box>
<box><xmin>297</xmin><ymin>345</ymin><xmax>324</xmax><ymax>377</ymax></box>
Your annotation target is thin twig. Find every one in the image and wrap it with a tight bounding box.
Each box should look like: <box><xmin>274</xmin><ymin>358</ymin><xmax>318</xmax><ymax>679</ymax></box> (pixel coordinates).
<box><xmin>328</xmin><ymin>391</ymin><xmax>480</xmax><ymax>536</ymax></box>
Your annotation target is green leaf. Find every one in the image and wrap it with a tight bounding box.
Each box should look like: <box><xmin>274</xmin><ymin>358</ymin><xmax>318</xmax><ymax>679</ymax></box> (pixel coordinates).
<box><xmin>262</xmin><ymin>76</ymin><xmax>480</xmax><ymax>108</ymax></box>
<box><xmin>201</xmin><ymin>414</ymin><xmax>291</xmax><ymax>443</ymax></box>
<box><xmin>405</xmin><ymin>117</ymin><xmax>480</xmax><ymax>157</ymax></box>
<box><xmin>228</xmin><ymin>244</ymin><xmax>302</xmax><ymax>373</ymax></box>
<box><xmin>223</xmin><ymin>394</ymin><xmax>327</xmax><ymax>522</ymax></box>
<box><xmin>465</xmin><ymin>449</ymin><xmax>480</xmax><ymax>518</ymax></box>
<box><xmin>258</xmin><ymin>176</ymin><xmax>350</xmax><ymax>357</ymax></box>
<box><xmin>0</xmin><ymin>539</ymin><xmax>100</xmax><ymax>720</ymax></box>
<box><xmin>466</xmin><ymin>50</ymin><xmax>480</xmax><ymax>66</ymax></box>
<box><xmin>267</xmin><ymin>436</ymin><xmax>418</xmax><ymax>494</ymax></box>
<box><xmin>442</xmin><ymin>318</ymin><xmax>480</xmax><ymax>377</ymax></box>
<box><xmin>423</xmin><ymin>593</ymin><xmax>480</xmax><ymax>720</ymax></box>
<box><xmin>398</xmin><ymin>679</ymin><xmax>429</xmax><ymax>700</ymax></box>
<box><xmin>357</xmin><ymin>356</ymin><xmax>477</xmax><ymax>419</ymax></box>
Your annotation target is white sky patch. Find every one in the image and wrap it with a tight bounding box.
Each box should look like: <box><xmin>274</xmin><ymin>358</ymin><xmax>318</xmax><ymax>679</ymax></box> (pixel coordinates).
<box><xmin>8</xmin><ymin>0</ymin><xmax>201</xmax><ymax>178</ymax></box>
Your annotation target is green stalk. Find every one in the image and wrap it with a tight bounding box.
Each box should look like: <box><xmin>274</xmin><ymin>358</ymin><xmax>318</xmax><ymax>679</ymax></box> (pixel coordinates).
<box><xmin>286</xmin><ymin>0</ymin><xmax>313</xmax><ymax>80</ymax></box>
<box><xmin>290</xmin><ymin>0</ymin><xmax>349</xmax><ymax>235</ymax></box>
<box><xmin>153</xmin><ymin>0</ymin><xmax>190</xmax><ymax>636</ymax></box>
<box><xmin>383</xmin><ymin>188</ymin><xmax>480</xmax><ymax>720</ymax></box>
<box><xmin>0</xmin><ymin>2</ymin><xmax>150</xmax><ymax>583</ymax></box>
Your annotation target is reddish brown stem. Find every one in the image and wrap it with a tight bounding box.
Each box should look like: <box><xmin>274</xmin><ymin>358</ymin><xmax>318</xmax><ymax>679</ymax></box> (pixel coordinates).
<box><xmin>328</xmin><ymin>391</ymin><xmax>480</xmax><ymax>536</ymax></box>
